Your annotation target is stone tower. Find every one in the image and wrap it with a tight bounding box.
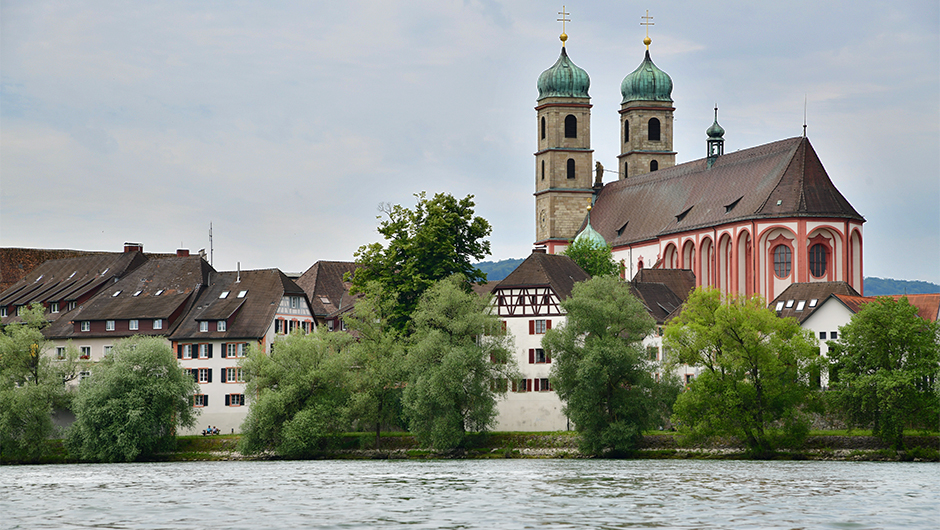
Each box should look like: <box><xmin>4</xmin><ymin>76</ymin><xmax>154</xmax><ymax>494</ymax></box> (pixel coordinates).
<box><xmin>534</xmin><ymin>36</ymin><xmax>594</xmax><ymax>252</ymax></box>
<box><xmin>618</xmin><ymin>37</ymin><xmax>676</xmax><ymax>179</ymax></box>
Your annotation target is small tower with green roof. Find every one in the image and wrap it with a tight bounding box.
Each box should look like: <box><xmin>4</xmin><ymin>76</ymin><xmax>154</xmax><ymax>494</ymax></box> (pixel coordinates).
<box><xmin>535</xmin><ymin>8</ymin><xmax>595</xmax><ymax>252</ymax></box>
<box><xmin>618</xmin><ymin>11</ymin><xmax>676</xmax><ymax>179</ymax></box>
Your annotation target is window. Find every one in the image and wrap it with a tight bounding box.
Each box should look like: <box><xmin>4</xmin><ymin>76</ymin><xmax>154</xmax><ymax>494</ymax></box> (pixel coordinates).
<box><xmin>104</xmin><ymin>345</ymin><xmax>113</xmax><ymax>355</ymax></box>
<box><xmin>276</xmin><ymin>319</ymin><xmax>285</xmax><ymax>334</ymax></box>
<box><xmin>224</xmin><ymin>367</ymin><xmax>245</xmax><ymax>383</ymax></box>
<box><xmin>290</xmin><ymin>296</ymin><xmax>301</xmax><ymax>309</ymax></box>
<box><xmin>217</xmin><ymin>320</ymin><xmax>226</xmax><ymax>332</ymax></box>
<box><xmin>237</xmin><ymin>290</ymin><xmax>248</xmax><ymax>298</ymax></box>
<box><xmin>193</xmin><ymin>395</ymin><xmax>207</xmax><ymax>407</ymax></box>
<box><xmin>830</xmin><ymin>331</ymin><xmax>838</xmax><ymax>340</ymax></box>
<box><xmin>129</xmin><ymin>319</ymin><xmax>139</xmax><ymax>331</ymax></box>
<box><xmin>153</xmin><ymin>319</ymin><xmax>163</xmax><ymax>330</ymax></box>
<box><xmin>226</xmin><ymin>343</ymin><xmax>247</xmax><ymax>358</ymax></box>
<box><xmin>199</xmin><ymin>321</ymin><xmax>208</xmax><ymax>332</ymax></box>
<box><xmin>810</xmin><ymin>243</ymin><xmax>828</xmax><ymax>277</ymax></box>
<box><xmin>647</xmin><ymin>345</ymin><xmax>659</xmax><ymax>361</ymax></box>
<box><xmin>775</xmin><ymin>301</ymin><xmax>785</xmax><ymax>312</ymax></box>
<box><xmin>0</xmin><ymin>307</ymin><xmax>6</xmax><ymax>317</ymax></box>
<box><xmin>56</xmin><ymin>347</ymin><xmax>66</xmax><ymax>360</ymax></box>
<box><xmin>564</xmin><ymin>114</ymin><xmax>577</xmax><ymax>138</ymax></box>
<box><xmin>79</xmin><ymin>371</ymin><xmax>90</xmax><ymax>381</ymax></box>
<box><xmin>785</xmin><ymin>300</ymin><xmax>794</xmax><ymax>308</ymax></box>
<box><xmin>154</xmin><ymin>289</ymin><xmax>164</xmax><ymax>296</ymax></box>
<box><xmin>112</xmin><ymin>290</ymin><xmax>121</xmax><ymax>297</ymax></box>
<box><xmin>226</xmin><ymin>394</ymin><xmax>245</xmax><ymax>407</ymax></box>
<box><xmin>106</xmin><ymin>320</ymin><xmax>115</xmax><ymax>331</ymax></box>
<box><xmin>624</xmin><ymin>120</ymin><xmax>629</xmax><ymax>142</ymax></box>
<box><xmin>650</xmin><ymin>160</ymin><xmax>658</xmax><ymax>172</ymax></box>
<box><xmin>530</xmin><ymin>319</ymin><xmax>550</xmax><ymax>334</ymax></box>
<box><xmin>199</xmin><ymin>344</ymin><xmax>210</xmax><ymax>359</ymax></box>
<box><xmin>541</xmin><ymin>116</ymin><xmax>546</xmax><ymax>140</ymax></box>
<box><xmin>50</xmin><ymin>302</ymin><xmax>59</xmax><ymax>313</ymax></box>
<box><xmin>796</xmin><ymin>301</ymin><xmax>806</xmax><ymax>311</ymax></box>
<box><xmin>81</xmin><ymin>321</ymin><xmax>90</xmax><ymax>332</ymax></box>
<box><xmin>809</xmin><ymin>299</ymin><xmax>818</xmax><ymax>308</ymax></box>
<box><xmin>529</xmin><ymin>348</ymin><xmax>550</xmax><ymax>364</ymax></box>
<box><xmin>773</xmin><ymin>245</ymin><xmax>792</xmax><ymax>278</ymax></box>
<box><xmin>341</xmin><ymin>320</ymin><xmax>348</xmax><ymax>331</ymax></box>
<box><xmin>327</xmin><ymin>320</ymin><xmax>335</xmax><ymax>332</ymax></box>
<box><xmin>566</xmin><ymin>158</ymin><xmax>575</xmax><ymax>179</ymax></box>
<box><xmin>180</xmin><ymin>344</ymin><xmax>193</xmax><ymax>359</ymax></box>
<box><xmin>819</xmin><ymin>331</ymin><xmax>827</xmax><ymax>340</ymax></box>
<box><xmin>197</xmin><ymin>368</ymin><xmax>210</xmax><ymax>383</ymax></box>
<box><xmin>541</xmin><ymin>160</ymin><xmax>545</xmax><ymax>180</ymax></box>
<box><xmin>535</xmin><ymin>378</ymin><xmax>551</xmax><ymax>392</ymax></box>
<box><xmin>685</xmin><ymin>374</ymin><xmax>694</xmax><ymax>385</ymax></box>
<box><xmin>219</xmin><ymin>291</ymin><xmax>230</xmax><ymax>299</ymax></box>
<box><xmin>648</xmin><ymin>118</ymin><xmax>661</xmax><ymax>141</ymax></box>
<box><xmin>68</xmin><ymin>301</ymin><xmax>77</xmax><ymax>311</ymax></box>
<box><xmin>133</xmin><ymin>290</ymin><xmax>142</xmax><ymax>297</ymax></box>
<box><xmin>80</xmin><ymin>346</ymin><xmax>91</xmax><ymax>359</ymax></box>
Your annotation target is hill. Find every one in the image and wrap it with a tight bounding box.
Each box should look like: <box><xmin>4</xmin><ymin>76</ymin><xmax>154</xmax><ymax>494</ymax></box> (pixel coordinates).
<box><xmin>864</xmin><ymin>277</ymin><xmax>940</xmax><ymax>296</ymax></box>
<box><xmin>474</xmin><ymin>258</ymin><xmax>524</xmax><ymax>282</ymax></box>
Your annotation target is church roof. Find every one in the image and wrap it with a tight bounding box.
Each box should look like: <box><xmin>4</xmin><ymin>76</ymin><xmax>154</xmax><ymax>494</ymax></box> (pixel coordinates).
<box><xmin>621</xmin><ymin>49</ymin><xmax>673</xmax><ymax>105</ymax></box>
<box><xmin>495</xmin><ymin>251</ymin><xmax>590</xmax><ymax>301</ymax></box>
<box><xmin>588</xmin><ymin>137</ymin><xmax>864</xmax><ymax>247</ymax></box>
<box><xmin>537</xmin><ymin>47</ymin><xmax>590</xmax><ymax>101</ymax></box>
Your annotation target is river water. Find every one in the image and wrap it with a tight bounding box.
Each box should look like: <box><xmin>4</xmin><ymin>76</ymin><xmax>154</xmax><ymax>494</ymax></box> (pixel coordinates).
<box><xmin>2</xmin><ymin>459</ymin><xmax>937</xmax><ymax>529</ymax></box>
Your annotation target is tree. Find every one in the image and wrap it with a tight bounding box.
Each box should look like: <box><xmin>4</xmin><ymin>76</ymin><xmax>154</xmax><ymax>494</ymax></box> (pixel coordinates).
<box><xmin>545</xmin><ymin>275</ymin><xmax>677</xmax><ymax>456</ymax></box>
<box><xmin>238</xmin><ymin>329</ymin><xmax>356</xmax><ymax>457</ymax></box>
<box><xmin>350</xmin><ymin>192</ymin><xmax>492</xmax><ymax>332</ymax></box>
<box><xmin>0</xmin><ymin>303</ymin><xmax>82</xmax><ymax>462</ymax></box>
<box><xmin>402</xmin><ymin>274</ymin><xmax>517</xmax><ymax>451</ymax></box>
<box><xmin>344</xmin><ymin>281</ymin><xmax>408</xmax><ymax>448</ymax></box>
<box><xmin>828</xmin><ymin>296</ymin><xmax>939</xmax><ymax>448</ymax></box>
<box><xmin>66</xmin><ymin>336</ymin><xmax>199</xmax><ymax>462</ymax></box>
<box><xmin>562</xmin><ymin>237</ymin><xmax>617</xmax><ymax>277</ymax></box>
<box><xmin>664</xmin><ymin>288</ymin><xmax>819</xmax><ymax>457</ymax></box>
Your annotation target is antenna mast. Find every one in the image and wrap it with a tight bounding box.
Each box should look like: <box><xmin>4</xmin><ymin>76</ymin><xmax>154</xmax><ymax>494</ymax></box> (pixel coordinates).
<box><xmin>209</xmin><ymin>222</ymin><xmax>214</xmax><ymax>267</ymax></box>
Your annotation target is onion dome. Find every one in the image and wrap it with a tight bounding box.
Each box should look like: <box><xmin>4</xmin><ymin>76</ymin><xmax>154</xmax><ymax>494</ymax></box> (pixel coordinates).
<box><xmin>537</xmin><ymin>47</ymin><xmax>591</xmax><ymax>101</ymax></box>
<box><xmin>620</xmin><ymin>50</ymin><xmax>673</xmax><ymax>105</ymax></box>
<box><xmin>573</xmin><ymin>207</ymin><xmax>606</xmax><ymax>248</ymax></box>
<box><xmin>707</xmin><ymin>114</ymin><xmax>725</xmax><ymax>139</ymax></box>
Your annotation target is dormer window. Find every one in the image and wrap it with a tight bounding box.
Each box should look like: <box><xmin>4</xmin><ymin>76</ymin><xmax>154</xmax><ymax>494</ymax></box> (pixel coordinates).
<box><xmin>219</xmin><ymin>291</ymin><xmax>230</xmax><ymax>299</ymax></box>
<box><xmin>200</xmin><ymin>321</ymin><xmax>208</xmax><ymax>332</ymax></box>
<box><xmin>217</xmin><ymin>320</ymin><xmax>226</xmax><ymax>332</ymax></box>
<box><xmin>50</xmin><ymin>302</ymin><xmax>59</xmax><ymax>313</ymax></box>
<box><xmin>129</xmin><ymin>320</ymin><xmax>139</xmax><ymax>330</ymax></box>
<box><xmin>0</xmin><ymin>307</ymin><xmax>6</xmax><ymax>318</ymax></box>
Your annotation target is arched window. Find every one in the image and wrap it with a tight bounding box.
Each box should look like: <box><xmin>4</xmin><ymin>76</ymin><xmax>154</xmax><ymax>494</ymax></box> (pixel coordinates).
<box><xmin>564</xmin><ymin>115</ymin><xmax>577</xmax><ymax>138</ymax></box>
<box><xmin>773</xmin><ymin>245</ymin><xmax>792</xmax><ymax>278</ymax></box>
<box><xmin>810</xmin><ymin>244</ymin><xmax>828</xmax><ymax>277</ymax></box>
<box><xmin>650</xmin><ymin>160</ymin><xmax>658</xmax><ymax>172</ymax></box>
<box><xmin>648</xmin><ymin>118</ymin><xmax>661</xmax><ymax>141</ymax></box>
<box><xmin>566</xmin><ymin>158</ymin><xmax>575</xmax><ymax>179</ymax></box>
<box><xmin>541</xmin><ymin>160</ymin><xmax>545</xmax><ymax>180</ymax></box>
<box><xmin>541</xmin><ymin>117</ymin><xmax>546</xmax><ymax>140</ymax></box>
<box><xmin>624</xmin><ymin>120</ymin><xmax>630</xmax><ymax>143</ymax></box>
<box><xmin>623</xmin><ymin>162</ymin><xmax>628</xmax><ymax>177</ymax></box>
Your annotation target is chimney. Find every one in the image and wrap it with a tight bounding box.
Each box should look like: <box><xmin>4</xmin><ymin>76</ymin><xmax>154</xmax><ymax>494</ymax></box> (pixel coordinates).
<box><xmin>177</xmin><ymin>249</ymin><xmax>190</xmax><ymax>257</ymax></box>
<box><xmin>124</xmin><ymin>242</ymin><xmax>143</xmax><ymax>253</ymax></box>
<box><xmin>533</xmin><ymin>247</ymin><xmax>547</xmax><ymax>254</ymax></box>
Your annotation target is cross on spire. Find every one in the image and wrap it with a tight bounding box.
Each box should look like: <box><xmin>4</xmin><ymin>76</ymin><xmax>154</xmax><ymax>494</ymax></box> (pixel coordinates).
<box><xmin>641</xmin><ymin>9</ymin><xmax>654</xmax><ymax>49</ymax></box>
<box><xmin>557</xmin><ymin>6</ymin><xmax>570</xmax><ymax>46</ymax></box>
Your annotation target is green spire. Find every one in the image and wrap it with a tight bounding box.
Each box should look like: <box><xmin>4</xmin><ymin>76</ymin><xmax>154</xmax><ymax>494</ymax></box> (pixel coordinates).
<box><xmin>537</xmin><ymin>47</ymin><xmax>591</xmax><ymax>101</ymax></box>
<box><xmin>620</xmin><ymin>50</ymin><xmax>673</xmax><ymax>105</ymax></box>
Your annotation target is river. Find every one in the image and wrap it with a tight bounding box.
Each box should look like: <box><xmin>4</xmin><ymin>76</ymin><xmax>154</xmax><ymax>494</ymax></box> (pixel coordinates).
<box><xmin>2</xmin><ymin>459</ymin><xmax>937</xmax><ymax>529</ymax></box>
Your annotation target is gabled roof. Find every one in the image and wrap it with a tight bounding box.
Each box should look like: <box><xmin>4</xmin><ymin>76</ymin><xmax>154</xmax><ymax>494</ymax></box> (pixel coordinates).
<box><xmin>495</xmin><ymin>252</ymin><xmax>590</xmax><ymax>300</ymax></box>
<box><xmin>632</xmin><ymin>268</ymin><xmax>696</xmax><ymax>300</ymax></box>
<box><xmin>170</xmin><ymin>269</ymin><xmax>305</xmax><ymax>341</ymax></box>
<box><xmin>628</xmin><ymin>269</ymin><xmax>697</xmax><ymax>324</ymax></box>
<box><xmin>829</xmin><ymin>293</ymin><xmax>940</xmax><ymax>323</ymax></box>
<box><xmin>771</xmin><ymin>281</ymin><xmax>861</xmax><ymax>323</ymax></box>
<box><xmin>0</xmin><ymin>247</ymin><xmax>175</xmax><ymax>292</ymax></box>
<box><xmin>0</xmin><ymin>251</ymin><xmax>148</xmax><ymax>324</ymax></box>
<box><xmin>295</xmin><ymin>261</ymin><xmax>361</xmax><ymax>317</ymax></box>
<box><xmin>588</xmin><ymin>137</ymin><xmax>864</xmax><ymax>247</ymax></box>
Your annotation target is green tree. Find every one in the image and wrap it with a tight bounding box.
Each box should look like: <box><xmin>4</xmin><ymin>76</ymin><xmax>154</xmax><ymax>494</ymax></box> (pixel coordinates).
<box><xmin>562</xmin><ymin>237</ymin><xmax>616</xmax><ymax>277</ymax></box>
<box><xmin>545</xmin><ymin>275</ymin><xmax>677</xmax><ymax>456</ymax></box>
<box><xmin>66</xmin><ymin>336</ymin><xmax>199</xmax><ymax>462</ymax></box>
<box><xmin>828</xmin><ymin>296</ymin><xmax>939</xmax><ymax>448</ymax></box>
<box><xmin>238</xmin><ymin>329</ymin><xmax>355</xmax><ymax>457</ymax></box>
<box><xmin>665</xmin><ymin>288</ymin><xmax>819</xmax><ymax>457</ymax></box>
<box><xmin>344</xmin><ymin>282</ymin><xmax>408</xmax><ymax>448</ymax></box>
<box><xmin>0</xmin><ymin>303</ymin><xmax>82</xmax><ymax>462</ymax></box>
<box><xmin>402</xmin><ymin>275</ymin><xmax>517</xmax><ymax>451</ymax></box>
<box><xmin>350</xmin><ymin>192</ymin><xmax>492</xmax><ymax>333</ymax></box>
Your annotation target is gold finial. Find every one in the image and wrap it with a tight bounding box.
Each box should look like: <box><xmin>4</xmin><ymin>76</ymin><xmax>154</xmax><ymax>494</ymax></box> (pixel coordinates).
<box><xmin>558</xmin><ymin>6</ymin><xmax>570</xmax><ymax>46</ymax></box>
<box><xmin>641</xmin><ymin>10</ymin><xmax>654</xmax><ymax>49</ymax></box>
<box><xmin>587</xmin><ymin>205</ymin><xmax>592</xmax><ymax>212</ymax></box>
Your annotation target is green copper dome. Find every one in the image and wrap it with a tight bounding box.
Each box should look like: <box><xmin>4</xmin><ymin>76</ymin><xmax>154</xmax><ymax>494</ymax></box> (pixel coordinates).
<box><xmin>620</xmin><ymin>50</ymin><xmax>673</xmax><ymax>105</ymax></box>
<box><xmin>706</xmin><ymin>118</ymin><xmax>725</xmax><ymax>139</ymax></box>
<box><xmin>574</xmin><ymin>213</ymin><xmax>606</xmax><ymax>248</ymax></box>
<box><xmin>537</xmin><ymin>47</ymin><xmax>590</xmax><ymax>101</ymax></box>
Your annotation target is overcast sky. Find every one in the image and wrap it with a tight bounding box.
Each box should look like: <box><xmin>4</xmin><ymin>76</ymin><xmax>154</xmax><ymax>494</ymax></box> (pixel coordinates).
<box><xmin>2</xmin><ymin>1</ymin><xmax>938</xmax><ymax>284</ymax></box>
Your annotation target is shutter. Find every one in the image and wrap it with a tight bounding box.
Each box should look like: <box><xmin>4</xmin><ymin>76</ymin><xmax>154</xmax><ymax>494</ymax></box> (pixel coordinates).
<box><xmin>207</xmin><ymin>369</ymin><xmax>212</xmax><ymax>383</ymax></box>
<box><xmin>204</xmin><ymin>395</ymin><xmax>208</xmax><ymax>407</ymax></box>
<box><xmin>546</xmin><ymin>320</ymin><xmax>552</xmax><ymax>330</ymax></box>
<box><xmin>207</xmin><ymin>344</ymin><xmax>213</xmax><ymax>358</ymax></box>
<box><xmin>548</xmin><ymin>380</ymin><xmax>553</xmax><ymax>391</ymax></box>
<box><xmin>511</xmin><ymin>380</ymin><xmax>517</xmax><ymax>392</ymax></box>
<box><xmin>221</xmin><ymin>344</ymin><xmax>227</xmax><ymax>359</ymax></box>
<box><xmin>221</xmin><ymin>368</ymin><xmax>227</xmax><ymax>383</ymax></box>
<box><xmin>534</xmin><ymin>379</ymin><xmax>540</xmax><ymax>391</ymax></box>
<box><xmin>529</xmin><ymin>349</ymin><xmax>535</xmax><ymax>364</ymax></box>
<box><xmin>177</xmin><ymin>345</ymin><xmax>182</xmax><ymax>359</ymax></box>
<box><xmin>191</xmin><ymin>368</ymin><xmax>198</xmax><ymax>381</ymax></box>
<box><xmin>529</xmin><ymin>320</ymin><xmax>535</xmax><ymax>335</ymax></box>
<box><xmin>546</xmin><ymin>350</ymin><xmax>551</xmax><ymax>363</ymax></box>
<box><xmin>526</xmin><ymin>379</ymin><xmax>532</xmax><ymax>392</ymax></box>
<box><xmin>225</xmin><ymin>394</ymin><xmax>230</xmax><ymax>406</ymax></box>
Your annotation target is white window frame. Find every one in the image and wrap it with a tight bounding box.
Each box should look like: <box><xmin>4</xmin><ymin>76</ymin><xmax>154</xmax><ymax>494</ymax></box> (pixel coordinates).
<box><xmin>194</xmin><ymin>394</ymin><xmax>207</xmax><ymax>407</ymax></box>
<box><xmin>80</xmin><ymin>346</ymin><xmax>91</xmax><ymax>359</ymax></box>
<box><xmin>56</xmin><ymin>347</ymin><xmax>66</xmax><ymax>360</ymax></box>
<box><xmin>227</xmin><ymin>394</ymin><xmax>245</xmax><ymax>407</ymax></box>
<box><xmin>198</xmin><ymin>368</ymin><xmax>209</xmax><ymax>383</ymax></box>
<box><xmin>217</xmin><ymin>320</ymin><xmax>226</xmax><ymax>332</ymax></box>
<box><xmin>50</xmin><ymin>302</ymin><xmax>59</xmax><ymax>313</ymax></box>
<box><xmin>226</xmin><ymin>367</ymin><xmax>245</xmax><ymax>383</ymax></box>
<box><xmin>129</xmin><ymin>319</ymin><xmax>139</xmax><ymax>331</ymax></box>
<box><xmin>153</xmin><ymin>319</ymin><xmax>163</xmax><ymax>330</ymax></box>
<box><xmin>534</xmin><ymin>319</ymin><xmax>547</xmax><ymax>334</ymax></box>
<box><xmin>199</xmin><ymin>344</ymin><xmax>209</xmax><ymax>359</ymax></box>
<box><xmin>68</xmin><ymin>301</ymin><xmax>77</xmax><ymax>311</ymax></box>
<box><xmin>200</xmin><ymin>321</ymin><xmax>208</xmax><ymax>333</ymax></box>
<box><xmin>227</xmin><ymin>343</ymin><xmax>247</xmax><ymax>358</ymax></box>
<box><xmin>81</xmin><ymin>321</ymin><xmax>90</xmax><ymax>332</ymax></box>
<box><xmin>106</xmin><ymin>320</ymin><xmax>115</xmax><ymax>331</ymax></box>
<box><xmin>0</xmin><ymin>307</ymin><xmax>6</xmax><ymax>317</ymax></box>
<box><xmin>182</xmin><ymin>344</ymin><xmax>193</xmax><ymax>359</ymax></box>
<box><xmin>104</xmin><ymin>345</ymin><xmax>113</xmax><ymax>355</ymax></box>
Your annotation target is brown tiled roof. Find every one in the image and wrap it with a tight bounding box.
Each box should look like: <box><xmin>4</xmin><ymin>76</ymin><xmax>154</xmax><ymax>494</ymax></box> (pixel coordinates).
<box><xmin>170</xmin><ymin>269</ymin><xmax>304</xmax><ymax>341</ymax></box>
<box><xmin>472</xmin><ymin>281</ymin><xmax>501</xmax><ymax>297</ymax></box>
<box><xmin>295</xmin><ymin>261</ymin><xmax>361</xmax><ymax>317</ymax></box>
<box><xmin>588</xmin><ymin>137</ymin><xmax>864</xmax><ymax>247</ymax></box>
<box><xmin>632</xmin><ymin>268</ymin><xmax>696</xmax><ymax>299</ymax></box>
<box><xmin>495</xmin><ymin>252</ymin><xmax>590</xmax><ymax>300</ymax></box>
<box><xmin>0</xmin><ymin>247</ymin><xmax>174</xmax><ymax>292</ymax></box>
<box><xmin>829</xmin><ymin>293</ymin><xmax>940</xmax><ymax>323</ymax></box>
<box><xmin>628</xmin><ymin>269</ymin><xmax>697</xmax><ymax>324</ymax></box>
<box><xmin>771</xmin><ymin>281</ymin><xmax>861</xmax><ymax>323</ymax></box>
<box><xmin>0</xmin><ymin>252</ymin><xmax>148</xmax><ymax>325</ymax></box>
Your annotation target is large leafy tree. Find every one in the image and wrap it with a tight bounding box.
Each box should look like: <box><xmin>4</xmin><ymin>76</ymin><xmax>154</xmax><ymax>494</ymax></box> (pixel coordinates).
<box><xmin>0</xmin><ymin>303</ymin><xmax>82</xmax><ymax>462</ymax></box>
<box><xmin>665</xmin><ymin>288</ymin><xmax>819</xmax><ymax>457</ymax></box>
<box><xmin>350</xmin><ymin>192</ymin><xmax>492</xmax><ymax>332</ymax></box>
<box><xmin>545</xmin><ymin>275</ymin><xmax>677</xmax><ymax>456</ymax></box>
<box><xmin>828</xmin><ymin>296</ymin><xmax>939</xmax><ymax>448</ymax></box>
<box><xmin>238</xmin><ymin>329</ymin><xmax>356</xmax><ymax>457</ymax></box>
<box><xmin>402</xmin><ymin>275</ymin><xmax>517</xmax><ymax>451</ymax></box>
<box><xmin>562</xmin><ymin>237</ymin><xmax>616</xmax><ymax>278</ymax></box>
<box><xmin>66</xmin><ymin>336</ymin><xmax>199</xmax><ymax>462</ymax></box>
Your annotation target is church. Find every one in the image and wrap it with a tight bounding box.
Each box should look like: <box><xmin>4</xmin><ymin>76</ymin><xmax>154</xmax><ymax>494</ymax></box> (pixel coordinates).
<box><xmin>534</xmin><ymin>26</ymin><xmax>865</xmax><ymax>302</ymax></box>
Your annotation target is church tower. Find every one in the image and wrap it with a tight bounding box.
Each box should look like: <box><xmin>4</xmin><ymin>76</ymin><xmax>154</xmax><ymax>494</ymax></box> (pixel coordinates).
<box><xmin>618</xmin><ymin>19</ymin><xmax>675</xmax><ymax>179</ymax></box>
<box><xmin>534</xmin><ymin>26</ymin><xmax>594</xmax><ymax>253</ymax></box>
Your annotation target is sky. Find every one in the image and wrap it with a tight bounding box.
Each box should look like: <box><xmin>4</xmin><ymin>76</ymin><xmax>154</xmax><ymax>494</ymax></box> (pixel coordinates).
<box><xmin>2</xmin><ymin>1</ymin><xmax>938</xmax><ymax>283</ymax></box>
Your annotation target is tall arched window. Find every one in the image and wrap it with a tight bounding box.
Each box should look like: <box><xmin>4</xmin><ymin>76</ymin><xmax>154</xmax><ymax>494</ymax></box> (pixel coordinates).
<box><xmin>541</xmin><ymin>117</ymin><xmax>546</xmax><ymax>140</ymax></box>
<box><xmin>774</xmin><ymin>245</ymin><xmax>792</xmax><ymax>278</ymax></box>
<box><xmin>566</xmin><ymin>158</ymin><xmax>575</xmax><ymax>179</ymax></box>
<box><xmin>648</xmin><ymin>118</ymin><xmax>661</xmax><ymax>141</ymax></box>
<box><xmin>809</xmin><ymin>244</ymin><xmax>828</xmax><ymax>277</ymax></box>
<box><xmin>623</xmin><ymin>162</ymin><xmax>628</xmax><ymax>177</ymax></box>
<box><xmin>564</xmin><ymin>115</ymin><xmax>577</xmax><ymax>138</ymax></box>
<box><xmin>650</xmin><ymin>160</ymin><xmax>658</xmax><ymax>171</ymax></box>
<box><xmin>541</xmin><ymin>160</ymin><xmax>545</xmax><ymax>180</ymax></box>
<box><xmin>624</xmin><ymin>120</ymin><xmax>630</xmax><ymax>143</ymax></box>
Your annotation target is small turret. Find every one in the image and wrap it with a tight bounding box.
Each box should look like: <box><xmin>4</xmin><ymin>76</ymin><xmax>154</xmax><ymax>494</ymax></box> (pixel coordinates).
<box><xmin>706</xmin><ymin>106</ymin><xmax>725</xmax><ymax>167</ymax></box>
